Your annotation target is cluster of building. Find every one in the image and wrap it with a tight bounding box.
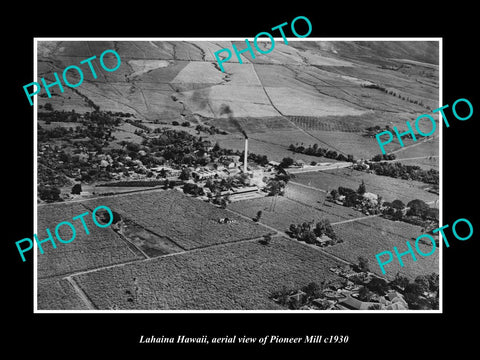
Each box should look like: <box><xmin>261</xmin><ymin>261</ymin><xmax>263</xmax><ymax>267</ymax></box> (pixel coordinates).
<box><xmin>327</xmin><ymin>266</ymin><xmax>408</xmax><ymax>310</ymax></box>
<box><xmin>274</xmin><ymin>266</ymin><xmax>409</xmax><ymax>311</ymax></box>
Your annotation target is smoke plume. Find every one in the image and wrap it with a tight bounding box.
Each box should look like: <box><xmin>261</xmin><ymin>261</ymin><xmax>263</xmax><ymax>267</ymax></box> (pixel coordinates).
<box><xmin>219</xmin><ymin>103</ymin><xmax>248</xmax><ymax>138</ymax></box>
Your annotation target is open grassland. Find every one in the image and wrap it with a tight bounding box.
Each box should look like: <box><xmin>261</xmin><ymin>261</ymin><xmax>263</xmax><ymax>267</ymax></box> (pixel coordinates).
<box><xmin>37</xmin><ymin>202</ymin><xmax>144</xmax><ymax>279</ymax></box>
<box><xmin>72</xmin><ymin>237</ymin><xmax>345</xmax><ymax>310</ymax></box>
<box><xmin>83</xmin><ymin>190</ymin><xmax>268</xmax><ymax>250</ymax></box>
<box><xmin>327</xmin><ymin>217</ymin><xmax>439</xmax><ymax>281</ymax></box>
<box><xmin>37</xmin><ymin>278</ymin><xmax>90</xmax><ymax>310</ymax></box>
<box><xmin>293</xmin><ymin>168</ymin><xmax>437</xmax><ymax>204</ymax></box>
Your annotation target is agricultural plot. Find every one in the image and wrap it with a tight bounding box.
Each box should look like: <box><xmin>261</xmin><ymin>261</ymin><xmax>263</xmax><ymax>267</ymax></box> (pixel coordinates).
<box><xmin>304</xmin><ymin>129</ymin><xmax>413</xmax><ymax>160</ymax></box>
<box><xmin>127</xmin><ymin>59</ymin><xmax>172</xmax><ymax>79</ymax></box>
<box><xmin>354</xmin><ymin>216</ymin><xmax>426</xmax><ymax>240</ymax></box>
<box><xmin>171</xmin><ymin>61</ymin><xmax>224</xmax><ymax>84</ymax></box>
<box><xmin>325</xmin><ymin>66</ymin><xmax>438</xmax><ymax>111</ymax></box>
<box><xmin>37</xmin><ymin>278</ymin><xmax>89</xmax><ymax>310</ymax></box>
<box><xmin>289</xmin><ymin>116</ymin><xmax>366</xmax><ymax>133</ymax></box>
<box><xmin>252</xmin><ymin>63</ymin><xmax>319</xmax><ymax>91</ymax></box>
<box><xmin>124</xmin><ymin>60</ymin><xmax>190</xmax><ymax>84</ymax></box>
<box><xmin>117</xmin><ymin>41</ymin><xmax>176</xmax><ymax>60</ymax></box>
<box><xmin>74</xmin><ymin>82</ymin><xmax>146</xmax><ymax>115</ymax></box>
<box><xmin>284</xmin><ymin>66</ymin><xmax>427</xmax><ymax>114</ymax></box>
<box><xmin>72</xmin><ymin>237</ymin><xmax>346</xmax><ymax>310</ymax></box>
<box><xmin>264</xmin><ymin>86</ymin><xmax>367</xmax><ymax>117</ymax></box>
<box><xmin>243</xmin><ymin>42</ymin><xmax>355</xmax><ymax>67</ymax></box>
<box><xmin>37</xmin><ymin>202</ymin><xmax>144</xmax><ymax>279</ymax></box>
<box><xmin>293</xmin><ymin>168</ymin><xmax>438</xmax><ymax>204</ymax></box>
<box><xmin>179</xmin><ymin>84</ymin><xmax>280</xmax><ymax>118</ymax></box>
<box><xmin>393</xmin><ymin>137</ymin><xmax>439</xmax><ymax>170</ymax></box>
<box><xmin>284</xmin><ymin>182</ymin><xmax>329</xmax><ymax>208</ymax></box>
<box><xmin>229</xmin><ymin>195</ymin><xmax>361</xmax><ymax>233</ymax></box>
<box><xmin>391</xmin><ymin>157</ymin><xmax>439</xmax><ymax>171</ymax></box>
<box><xmin>211</xmin><ymin>116</ymin><xmax>296</xmax><ymax>134</ymax></box>
<box><xmin>117</xmin><ymin>218</ymin><xmax>184</xmax><ymax>257</ymax></box>
<box><xmin>82</xmin><ymin>190</ymin><xmax>268</xmax><ymax>250</ymax></box>
<box><xmin>327</xmin><ymin>217</ymin><xmax>439</xmax><ymax>281</ymax></box>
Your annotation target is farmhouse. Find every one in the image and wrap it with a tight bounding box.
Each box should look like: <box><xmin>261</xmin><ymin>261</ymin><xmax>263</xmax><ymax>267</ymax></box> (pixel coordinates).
<box><xmin>315</xmin><ymin>234</ymin><xmax>334</xmax><ymax>247</ymax></box>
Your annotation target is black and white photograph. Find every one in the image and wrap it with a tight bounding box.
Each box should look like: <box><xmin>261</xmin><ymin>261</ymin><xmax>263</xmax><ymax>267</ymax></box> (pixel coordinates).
<box><xmin>34</xmin><ymin>38</ymin><xmax>441</xmax><ymax>312</ymax></box>
<box><xmin>5</xmin><ymin>5</ymin><xmax>478</xmax><ymax>355</ymax></box>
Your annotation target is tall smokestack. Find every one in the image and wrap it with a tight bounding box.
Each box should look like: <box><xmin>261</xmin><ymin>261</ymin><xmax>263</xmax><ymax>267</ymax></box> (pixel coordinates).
<box><xmin>244</xmin><ymin>136</ymin><xmax>248</xmax><ymax>173</ymax></box>
<box><xmin>219</xmin><ymin>103</ymin><xmax>249</xmax><ymax>171</ymax></box>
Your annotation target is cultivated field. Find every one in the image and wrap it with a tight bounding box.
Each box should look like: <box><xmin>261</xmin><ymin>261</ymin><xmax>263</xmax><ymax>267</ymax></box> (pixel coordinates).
<box><xmin>393</xmin><ymin>136</ymin><xmax>439</xmax><ymax>170</ymax></box>
<box><xmin>82</xmin><ymin>190</ymin><xmax>269</xmax><ymax>250</ymax></box>
<box><xmin>328</xmin><ymin>216</ymin><xmax>439</xmax><ymax>281</ymax></box>
<box><xmin>37</xmin><ymin>278</ymin><xmax>89</xmax><ymax>310</ymax></box>
<box><xmin>37</xmin><ymin>202</ymin><xmax>144</xmax><ymax>279</ymax></box>
<box><xmin>36</xmin><ymin>40</ymin><xmax>440</xmax><ymax>310</ymax></box>
<box><xmin>229</xmin><ymin>194</ymin><xmax>362</xmax><ymax>233</ymax></box>
<box><xmin>71</xmin><ymin>237</ymin><xmax>345</xmax><ymax>310</ymax></box>
<box><xmin>292</xmin><ymin>168</ymin><xmax>437</xmax><ymax>205</ymax></box>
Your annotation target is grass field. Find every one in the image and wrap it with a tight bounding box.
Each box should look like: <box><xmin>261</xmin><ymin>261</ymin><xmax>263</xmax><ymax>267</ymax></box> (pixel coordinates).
<box><xmin>83</xmin><ymin>190</ymin><xmax>269</xmax><ymax>250</ymax></box>
<box><xmin>71</xmin><ymin>237</ymin><xmax>345</xmax><ymax>310</ymax></box>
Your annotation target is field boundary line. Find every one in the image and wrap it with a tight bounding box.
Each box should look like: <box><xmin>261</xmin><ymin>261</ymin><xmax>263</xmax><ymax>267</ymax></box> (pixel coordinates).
<box><xmin>289</xmin><ymin>181</ymin><xmax>327</xmax><ymax>193</ymax></box>
<box><xmin>224</xmin><ymin>207</ymin><xmax>352</xmax><ymax>266</ymax></box>
<box><xmin>37</xmin><ymin>187</ymin><xmax>167</xmax><ymax>208</ymax></box>
<box><xmin>331</xmin><ymin>214</ymin><xmax>380</xmax><ymax>225</ymax></box>
<box><xmin>78</xmin><ymin>203</ymin><xmax>151</xmax><ymax>259</ymax></box>
<box><xmin>390</xmin><ymin>155</ymin><xmax>439</xmax><ymax>161</ymax></box>
<box><xmin>59</xmin><ymin>236</ymin><xmax>269</xmax><ymax>280</ymax></box>
<box><xmin>65</xmin><ymin>276</ymin><xmax>97</xmax><ymax>310</ymax></box>
<box><xmin>388</xmin><ymin>136</ymin><xmax>435</xmax><ymax>155</ymax></box>
<box><xmin>294</xmin><ymin>168</ymin><xmax>436</xmax><ymax>202</ymax></box>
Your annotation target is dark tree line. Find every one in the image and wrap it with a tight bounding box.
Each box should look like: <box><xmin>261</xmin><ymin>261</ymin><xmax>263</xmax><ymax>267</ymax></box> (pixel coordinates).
<box><xmin>288</xmin><ymin>143</ymin><xmax>355</xmax><ymax>163</ymax></box>
<box><xmin>368</xmin><ymin>162</ymin><xmax>439</xmax><ymax>185</ymax></box>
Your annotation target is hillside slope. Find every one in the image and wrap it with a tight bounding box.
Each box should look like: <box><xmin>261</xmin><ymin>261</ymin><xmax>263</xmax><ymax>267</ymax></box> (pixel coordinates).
<box><xmin>36</xmin><ymin>40</ymin><xmax>439</xmax><ymax>163</ymax></box>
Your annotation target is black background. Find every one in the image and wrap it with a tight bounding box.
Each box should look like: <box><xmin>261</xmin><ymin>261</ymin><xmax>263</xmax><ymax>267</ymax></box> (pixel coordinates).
<box><xmin>5</xmin><ymin>4</ymin><xmax>477</xmax><ymax>355</ymax></box>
